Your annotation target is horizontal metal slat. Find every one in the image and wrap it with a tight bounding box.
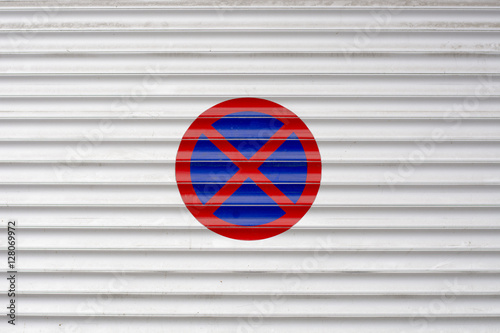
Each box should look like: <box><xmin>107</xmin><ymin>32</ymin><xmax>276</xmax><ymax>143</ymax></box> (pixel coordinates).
<box><xmin>16</xmin><ymin>272</ymin><xmax>500</xmax><ymax>294</ymax></box>
<box><xmin>0</xmin><ymin>74</ymin><xmax>498</xmax><ymax>96</ymax></box>
<box><xmin>3</xmin><ymin>0</ymin><xmax>500</xmax><ymax>8</ymax></box>
<box><xmin>3</xmin><ymin>250</ymin><xmax>500</xmax><ymax>273</ymax></box>
<box><xmin>2</xmin><ymin>0</ymin><xmax>500</xmax><ymax>9</ymax></box>
<box><xmin>1</xmin><ymin>96</ymin><xmax>498</xmax><ymax>118</ymax></box>
<box><xmin>6</xmin><ymin>317</ymin><xmax>500</xmax><ymax>333</ymax></box>
<box><xmin>0</xmin><ymin>118</ymin><xmax>499</xmax><ymax>141</ymax></box>
<box><xmin>1</xmin><ymin>9</ymin><xmax>499</xmax><ymax>31</ymax></box>
<box><xmin>1</xmin><ymin>162</ymin><xmax>499</xmax><ymax>185</ymax></box>
<box><xmin>14</xmin><ymin>294</ymin><xmax>500</xmax><ymax>317</ymax></box>
<box><xmin>2</xmin><ymin>53</ymin><xmax>500</xmax><ymax>74</ymax></box>
<box><xmin>2</xmin><ymin>206</ymin><xmax>500</xmax><ymax>229</ymax></box>
<box><xmin>2</xmin><ymin>31</ymin><xmax>500</xmax><ymax>53</ymax></box>
<box><xmin>3</xmin><ymin>228</ymin><xmax>500</xmax><ymax>250</ymax></box>
<box><xmin>0</xmin><ymin>184</ymin><xmax>498</xmax><ymax>206</ymax></box>
<box><xmin>1</xmin><ymin>141</ymin><xmax>498</xmax><ymax>163</ymax></box>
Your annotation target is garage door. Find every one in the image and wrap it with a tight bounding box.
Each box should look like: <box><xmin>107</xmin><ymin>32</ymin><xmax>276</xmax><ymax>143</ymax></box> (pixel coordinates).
<box><xmin>1</xmin><ymin>1</ymin><xmax>500</xmax><ymax>332</ymax></box>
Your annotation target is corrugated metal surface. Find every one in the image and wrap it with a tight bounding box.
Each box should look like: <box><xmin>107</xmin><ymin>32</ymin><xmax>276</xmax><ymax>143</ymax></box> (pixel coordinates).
<box><xmin>1</xmin><ymin>1</ymin><xmax>500</xmax><ymax>332</ymax></box>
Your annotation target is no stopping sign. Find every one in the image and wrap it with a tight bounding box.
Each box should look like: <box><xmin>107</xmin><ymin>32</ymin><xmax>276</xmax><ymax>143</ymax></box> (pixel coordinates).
<box><xmin>176</xmin><ymin>98</ymin><xmax>321</xmax><ymax>240</ymax></box>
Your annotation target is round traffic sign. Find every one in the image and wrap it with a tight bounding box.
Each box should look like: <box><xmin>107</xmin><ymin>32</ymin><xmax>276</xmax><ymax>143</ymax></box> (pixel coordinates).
<box><xmin>176</xmin><ymin>98</ymin><xmax>321</xmax><ymax>240</ymax></box>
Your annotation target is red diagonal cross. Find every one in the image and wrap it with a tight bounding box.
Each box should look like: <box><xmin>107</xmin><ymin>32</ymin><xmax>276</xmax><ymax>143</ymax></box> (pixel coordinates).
<box><xmin>200</xmin><ymin>122</ymin><xmax>296</xmax><ymax>212</ymax></box>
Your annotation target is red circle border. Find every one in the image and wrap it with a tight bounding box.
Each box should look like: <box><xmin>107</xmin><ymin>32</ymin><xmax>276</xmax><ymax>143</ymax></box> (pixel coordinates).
<box><xmin>175</xmin><ymin>98</ymin><xmax>322</xmax><ymax>241</ymax></box>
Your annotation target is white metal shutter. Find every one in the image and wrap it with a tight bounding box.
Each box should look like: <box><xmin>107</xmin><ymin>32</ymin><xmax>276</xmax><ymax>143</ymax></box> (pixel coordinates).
<box><xmin>1</xmin><ymin>1</ymin><xmax>500</xmax><ymax>332</ymax></box>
